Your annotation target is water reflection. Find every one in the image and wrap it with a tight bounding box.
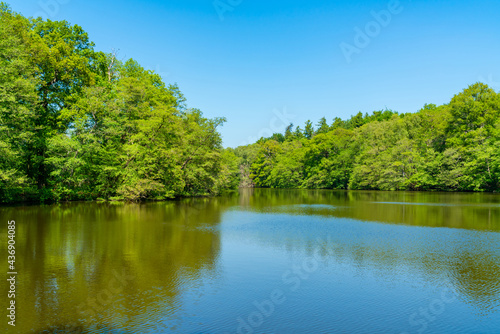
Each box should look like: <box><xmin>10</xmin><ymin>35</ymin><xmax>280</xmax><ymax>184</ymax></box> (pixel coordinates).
<box><xmin>232</xmin><ymin>190</ymin><xmax>500</xmax><ymax>318</ymax></box>
<box><xmin>239</xmin><ymin>189</ymin><xmax>500</xmax><ymax>231</ymax></box>
<box><xmin>0</xmin><ymin>198</ymin><xmax>232</xmax><ymax>333</ymax></box>
<box><xmin>450</xmin><ymin>251</ymin><xmax>500</xmax><ymax>313</ymax></box>
<box><xmin>0</xmin><ymin>189</ymin><xmax>499</xmax><ymax>333</ymax></box>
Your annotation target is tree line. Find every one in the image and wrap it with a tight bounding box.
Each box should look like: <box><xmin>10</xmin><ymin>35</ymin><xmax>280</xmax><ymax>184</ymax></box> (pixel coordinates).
<box><xmin>0</xmin><ymin>4</ymin><xmax>239</xmax><ymax>203</ymax></box>
<box><xmin>2</xmin><ymin>3</ymin><xmax>499</xmax><ymax>204</ymax></box>
<box><xmin>232</xmin><ymin>83</ymin><xmax>500</xmax><ymax>192</ymax></box>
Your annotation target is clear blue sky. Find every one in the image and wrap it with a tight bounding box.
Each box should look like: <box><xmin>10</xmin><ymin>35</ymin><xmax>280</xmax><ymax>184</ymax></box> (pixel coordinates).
<box><xmin>7</xmin><ymin>0</ymin><xmax>500</xmax><ymax>147</ymax></box>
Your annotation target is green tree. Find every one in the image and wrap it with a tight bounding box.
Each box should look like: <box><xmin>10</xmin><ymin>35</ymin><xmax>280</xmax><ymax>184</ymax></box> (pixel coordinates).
<box><xmin>302</xmin><ymin>129</ymin><xmax>356</xmax><ymax>189</ymax></box>
<box><xmin>316</xmin><ymin>117</ymin><xmax>330</xmax><ymax>134</ymax></box>
<box><xmin>304</xmin><ymin>120</ymin><xmax>314</xmax><ymax>139</ymax></box>
<box><xmin>294</xmin><ymin>126</ymin><xmax>304</xmax><ymax>139</ymax></box>
<box><xmin>269</xmin><ymin>141</ymin><xmax>305</xmax><ymax>188</ymax></box>
<box><xmin>349</xmin><ymin>111</ymin><xmax>365</xmax><ymax>129</ymax></box>
<box><xmin>331</xmin><ymin>117</ymin><xmax>345</xmax><ymax>130</ymax></box>
<box><xmin>284</xmin><ymin>123</ymin><xmax>294</xmax><ymax>141</ymax></box>
<box><xmin>0</xmin><ymin>4</ymin><xmax>38</xmax><ymax>202</ymax></box>
<box><xmin>443</xmin><ymin>83</ymin><xmax>500</xmax><ymax>191</ymax></box>
<box><xmin>250</xmin><ymin>140</ymin><xmax>282</xmax><ymax>187</ymax></box>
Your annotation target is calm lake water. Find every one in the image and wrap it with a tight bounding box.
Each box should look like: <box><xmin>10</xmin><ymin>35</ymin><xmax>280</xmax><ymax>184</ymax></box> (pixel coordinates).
<box><xmin>2</xmin><ymin>189</ymin><xmax>500</xmax><ymax>334</ymax></box>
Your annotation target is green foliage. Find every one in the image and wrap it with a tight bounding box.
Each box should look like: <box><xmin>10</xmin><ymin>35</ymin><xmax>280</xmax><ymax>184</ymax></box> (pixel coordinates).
<box><xmin>0</xmin><ymin>4</ymin><xmax>38</xmax><ymax>201</ymax></box>
<box><xmin>234</xmin><ymin>144</ymin><xmax>259</xmax><ymax>188</ymax></box>
<box><xmin>269</xmin><ymin>141</ymin><xmax>305</xmax><ymax>188</ymax></box>
<box><xmin>241</xmin><ymin>84</ymin><xmax>500</xmax><ymax>192</ymax></box>
<box><xmin>2</xmin><ymin>4</ymin><xmax>499</xmax><ymax>201</ymax></box>
<box><xmin>303</xmin><ymin>128</ymin><xmax>356</xmax><ymax>189</ymax></box>
<box><xmin>304</xmin><ymin>120</ymin><xmax>314</xmax><ymax>139</ymax></box>
<box><xmin>284</xmin><ymin>123</ymin><xmax>294</xmax><ymax>141</ymax></box>
<box><xmin>315</xmin><ymin>117</ymin><xmax>330</xmax><ymax>134</ymax></box>
<box><xmin>216</xmin><ymin>148</ymin><xmax>241</xmax><ymax>191</ymax></box>
<box><xmin>0</xmin><ymin>5</ymin><xmax>236</xmax><ymax>203</ymax></box>
<box><xmin>249</xmin><ymin>140</ymin><xmax>282</xmax><ymax>187</ymax></box>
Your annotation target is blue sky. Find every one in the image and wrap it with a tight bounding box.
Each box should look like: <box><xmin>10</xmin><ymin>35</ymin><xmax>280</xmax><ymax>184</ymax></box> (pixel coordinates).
<box><xmin>7</xmin><ymin>0</ymin><xmax>500</xmax><ymax>147</ymax></box>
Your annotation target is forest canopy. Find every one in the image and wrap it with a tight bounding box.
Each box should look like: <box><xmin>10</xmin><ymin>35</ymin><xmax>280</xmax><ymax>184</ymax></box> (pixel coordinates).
<box><xmin>233</xmin><ymin>83</ymin><xmax>500</xmax><ymax>192</ymax></box>
<box><xmin>1</xmin><ymin>3</ymin><xmax>499</xmax><ymax>204</ymax></box>
<box><xmin>0</xmin><ymin>3</ymin><xmax>238</xmax><ymax>203</ymax></box>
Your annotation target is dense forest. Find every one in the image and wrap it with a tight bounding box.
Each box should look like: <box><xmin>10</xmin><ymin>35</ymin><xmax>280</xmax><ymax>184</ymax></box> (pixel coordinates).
<box><xmin>0</xmin><ymin>4</ymin><xmax>239</xmax><ymax>203</ymax></box>
<box><xmin>233</xmin><ymin>83</ymin><xmax>500</xmax><ymax>192</ymax></box>
<box><xmin>1</xmin><ymin>4</ymin><xmax>499</xmax><ymax>204</ymax></box>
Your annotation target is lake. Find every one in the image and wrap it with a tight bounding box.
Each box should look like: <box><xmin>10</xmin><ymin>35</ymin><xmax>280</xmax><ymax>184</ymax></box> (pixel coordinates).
<box><xmin>2</xmin><ymin>189</ymin><xmax>500</xmax><ymax>333</ymax></box>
